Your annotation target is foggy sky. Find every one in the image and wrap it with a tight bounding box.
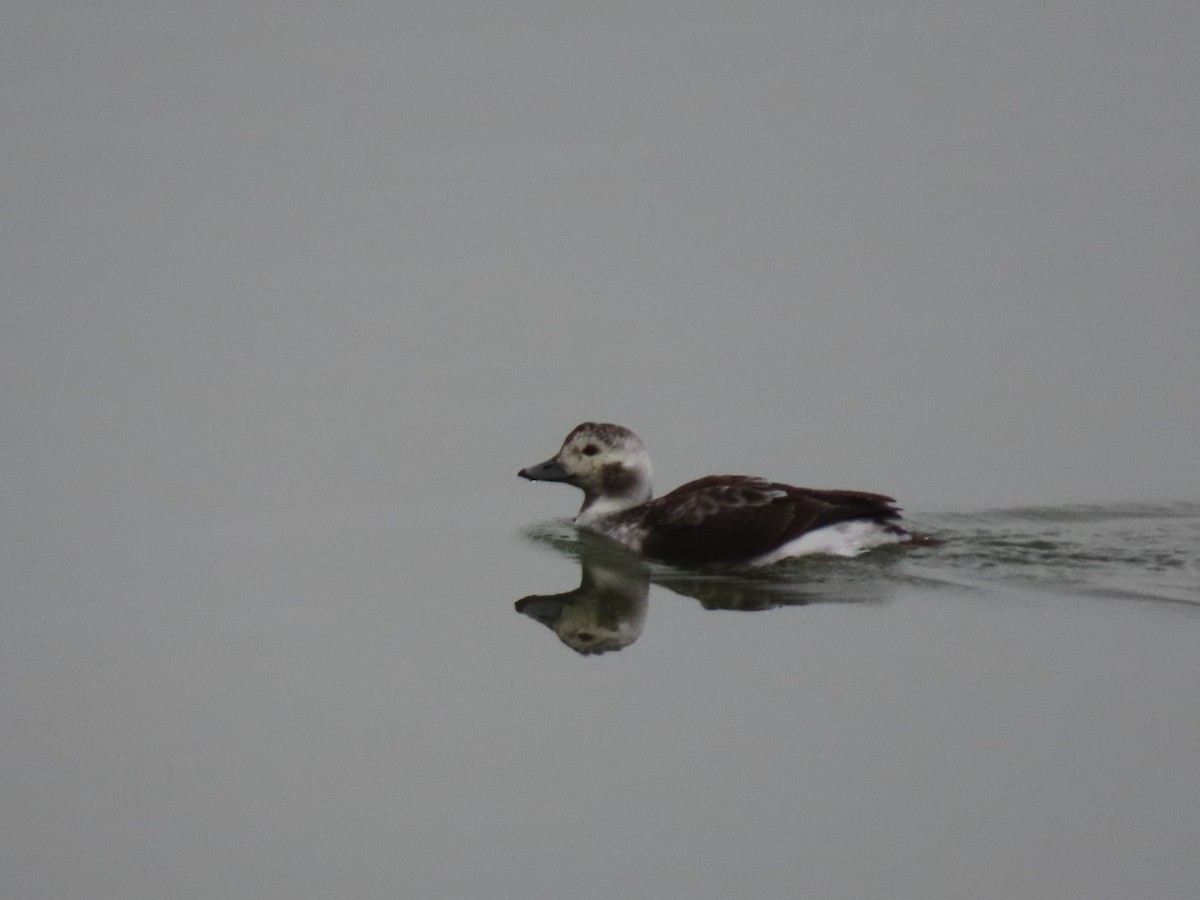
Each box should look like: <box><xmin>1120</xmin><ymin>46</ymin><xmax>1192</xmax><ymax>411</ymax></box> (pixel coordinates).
<box><xmin>4</xmin><ymin>3</ymin><xmax>1198</xmax><ymax>525</ymax></box>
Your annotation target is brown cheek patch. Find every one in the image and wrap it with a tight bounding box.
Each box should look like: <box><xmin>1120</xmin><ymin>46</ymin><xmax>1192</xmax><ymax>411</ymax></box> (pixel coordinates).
<box><xmin>601</xmin><ymin>463</ymin><xmax>638</xmax><ymax>495</ymax></box>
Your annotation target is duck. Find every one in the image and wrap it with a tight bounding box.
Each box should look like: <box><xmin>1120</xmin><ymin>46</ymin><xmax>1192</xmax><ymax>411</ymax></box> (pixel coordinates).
<box><xmin>518</xmin><ymin>422</ymin><xmax>922</xmax><ymax>567</ymax></box>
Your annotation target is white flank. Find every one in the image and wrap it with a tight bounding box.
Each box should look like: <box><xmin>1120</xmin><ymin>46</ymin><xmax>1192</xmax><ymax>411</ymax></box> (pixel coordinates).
<box><xmin>745</xmin><ymin>520</ymin><xmax>905</xmax><ymax>567</ymax></box>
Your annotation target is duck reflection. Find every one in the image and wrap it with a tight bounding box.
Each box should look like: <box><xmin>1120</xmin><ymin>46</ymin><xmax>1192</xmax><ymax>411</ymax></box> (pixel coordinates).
<box><xmin>517</xmin><ymin>524</ymin><xmax>896</xmax><ymax>654</ymax></box>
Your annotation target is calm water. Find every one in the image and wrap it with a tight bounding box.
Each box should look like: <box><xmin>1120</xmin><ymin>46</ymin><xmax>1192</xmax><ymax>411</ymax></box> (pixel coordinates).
<box><xmin>3</xmin><ymin>501</ymin><xmax>1197</xmax><ymax>899</ymax></box>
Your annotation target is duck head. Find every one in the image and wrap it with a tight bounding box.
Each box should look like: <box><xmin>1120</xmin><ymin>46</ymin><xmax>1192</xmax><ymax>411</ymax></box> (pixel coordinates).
<box><xmin>519</xmin><ymin>422</ymin><xmax>654</xmax><ymax>520</ymax></box>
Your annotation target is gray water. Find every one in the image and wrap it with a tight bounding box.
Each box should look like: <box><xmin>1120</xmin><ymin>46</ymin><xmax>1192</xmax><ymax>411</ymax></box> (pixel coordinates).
<box><xmin>3</xmin><ymin>500</ymin><xmax>1198</xmax><ymax>899</ymax></box>
<box><xmin>4</xmin><ymin>3</ymin><xmax>1200</xmax><ymax>898</ymax></box>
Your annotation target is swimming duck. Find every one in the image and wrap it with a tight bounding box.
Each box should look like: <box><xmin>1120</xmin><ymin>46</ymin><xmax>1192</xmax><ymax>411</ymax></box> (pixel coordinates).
<box><xmin>519</xmin><ymin>422</ymin><xmax>917</xmax><ymax>567</ymax></box>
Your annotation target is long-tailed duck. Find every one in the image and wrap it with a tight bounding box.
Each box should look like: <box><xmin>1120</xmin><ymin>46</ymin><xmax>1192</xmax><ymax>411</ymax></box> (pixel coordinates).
<box><xmin>519</xmin><ymin>422</ymin><xmax>922</xmax><ymax>567</ymax></box>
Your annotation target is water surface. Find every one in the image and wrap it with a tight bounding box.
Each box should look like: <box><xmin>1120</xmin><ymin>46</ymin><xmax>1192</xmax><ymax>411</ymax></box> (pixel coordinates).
<box><xmin>5</xmin><ymin>501</ymin><xmax>1197</xmax><ymax>899</ymax></box>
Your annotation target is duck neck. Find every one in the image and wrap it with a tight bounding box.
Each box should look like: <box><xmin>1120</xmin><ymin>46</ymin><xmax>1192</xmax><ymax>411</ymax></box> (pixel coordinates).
<box><xmin>577</xmin><ymin>480</ymin><xmax>652</xmax><ymax>524</ymax></box>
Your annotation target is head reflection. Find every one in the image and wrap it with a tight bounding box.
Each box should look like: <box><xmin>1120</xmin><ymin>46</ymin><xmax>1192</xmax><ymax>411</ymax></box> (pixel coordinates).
<box><xmin>515</xmin><ymin>549</ymin><xmax>649</xmax><ymax>655</ymax></box>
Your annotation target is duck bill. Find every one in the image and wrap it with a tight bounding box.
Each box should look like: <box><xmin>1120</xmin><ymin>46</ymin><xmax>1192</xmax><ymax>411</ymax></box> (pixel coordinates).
<box><xmin>519</xmin><ymin>457</ymin><xmax>570</xmax><ymax>482</ymax></box>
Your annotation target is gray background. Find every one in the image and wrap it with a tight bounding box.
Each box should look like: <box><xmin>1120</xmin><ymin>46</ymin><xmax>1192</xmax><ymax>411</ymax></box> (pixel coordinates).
<box><xmin>5</xmin><ymin>2</ymin><xmax>1197</xmax><ymax>519</ymax></box>
<box><xmin>3</xmin><ymin>3</ymin><xmax>1198</xmax><ymax>899</ymax></box>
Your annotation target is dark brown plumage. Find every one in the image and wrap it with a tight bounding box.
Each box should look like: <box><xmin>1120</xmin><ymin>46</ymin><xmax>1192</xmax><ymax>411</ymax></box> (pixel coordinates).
<box><xmin>635</xmin><ymin>476</ymin><xmax>904</xmax><ymax>566</ymax></box>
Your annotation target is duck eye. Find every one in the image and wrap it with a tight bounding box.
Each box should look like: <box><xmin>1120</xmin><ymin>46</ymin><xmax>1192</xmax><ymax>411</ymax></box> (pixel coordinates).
<box><xmin>581</xmin><ymin>444</ymin><xmax>600</xmax><ymax>456</ymax></box>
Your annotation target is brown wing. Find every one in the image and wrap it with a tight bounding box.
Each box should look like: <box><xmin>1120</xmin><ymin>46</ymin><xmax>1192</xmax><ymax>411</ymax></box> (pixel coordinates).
<box><xmin>638</xmin><ymin>476</ymin><xmax>903</xmax><ymax>566</ymax></box>
<box><xmin>789</xmin><ymin>487</ymin><xmax>903</xmax><ymax>531</ymax></box>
